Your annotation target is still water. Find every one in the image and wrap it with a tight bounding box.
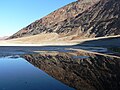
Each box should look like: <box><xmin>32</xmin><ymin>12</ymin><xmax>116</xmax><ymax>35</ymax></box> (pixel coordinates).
<box><xmin>0</xmin><ymin>56</ymin><xmax>74</xmax><ymax>90</ymax></box>
<box><xmin>0</xmin><ymin>46</ymin><xmax>120</xmax><ymax>90</ymax></box>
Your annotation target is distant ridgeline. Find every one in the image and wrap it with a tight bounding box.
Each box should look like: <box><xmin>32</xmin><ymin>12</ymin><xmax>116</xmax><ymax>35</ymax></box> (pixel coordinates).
<box><xmin>8</xmin><ymin>0</ymin><xmax>120</xmax><ymax>39</ymax></box>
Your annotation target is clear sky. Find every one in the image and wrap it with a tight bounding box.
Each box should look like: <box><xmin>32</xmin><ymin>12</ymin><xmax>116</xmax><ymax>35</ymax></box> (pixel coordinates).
<box><xmin>0</xmin><ymin>0</ymin><xmax>76</xmax><ymax>36</ymax></box>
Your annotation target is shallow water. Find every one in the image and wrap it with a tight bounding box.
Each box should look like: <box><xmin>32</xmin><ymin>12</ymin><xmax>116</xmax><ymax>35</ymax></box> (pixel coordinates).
<box><xmin>0</xmin><ymin>57</ymin><xmax>74</xmax><ymax>90</ymax></box>
<box><xmin>0</xmin><ymin>46</ymin><xmax>120</xmax><ymax>90</ymax></box>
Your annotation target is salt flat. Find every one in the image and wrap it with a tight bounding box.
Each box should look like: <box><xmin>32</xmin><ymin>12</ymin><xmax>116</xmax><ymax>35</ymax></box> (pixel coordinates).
<box><xmin>0</xmin><ymin>33</ymin><xmax>120</xmax><ymax>47</ymax></box>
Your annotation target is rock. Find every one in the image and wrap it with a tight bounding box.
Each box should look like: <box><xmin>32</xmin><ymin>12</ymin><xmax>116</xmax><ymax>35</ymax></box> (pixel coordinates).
<box><xmin>8</xmin><ymin>0</ymin><xmax>100</xmax><ymax>39</ymax></box>
<box><xmin>8</xmin><ymin>0</ymin><xmax>120</xmax><ymax>40</ymax></box>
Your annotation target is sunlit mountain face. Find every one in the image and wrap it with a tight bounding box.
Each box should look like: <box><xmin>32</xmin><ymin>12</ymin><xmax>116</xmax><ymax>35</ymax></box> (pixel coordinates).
<box><xmin>8</xmin><ymin>0</ymin><xmax>120</xmax><ymax>42</ymax></box>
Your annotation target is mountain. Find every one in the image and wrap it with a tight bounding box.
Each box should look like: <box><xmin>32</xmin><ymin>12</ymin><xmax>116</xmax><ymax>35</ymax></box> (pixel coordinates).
<box><xmin>8</xmin><ymin>0</ymin><xmax>100</xmax><ymax>39</ymax></box>
<box><xmin>0</xmin><ymin>36</ymin><xmax>9</xmax><ymax>40</ymax></box>
<box><xmin>8</xmin><ymin>0</ymin><xmax>120</xmax><ymax>44</ymax></box>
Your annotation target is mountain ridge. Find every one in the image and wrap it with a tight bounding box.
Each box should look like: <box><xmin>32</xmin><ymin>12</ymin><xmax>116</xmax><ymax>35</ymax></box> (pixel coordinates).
<box><xmin>8</xmin><ymin>0</ymin><xmax>120</xmax><ymax>43</ymax></box>
<box><xmin>8</xmin><ymin>0</ymin><xmax>100</xmax><ymax>39</ymax></box>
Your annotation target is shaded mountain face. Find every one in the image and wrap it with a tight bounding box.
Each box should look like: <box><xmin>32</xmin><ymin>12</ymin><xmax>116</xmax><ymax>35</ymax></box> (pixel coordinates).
<box><xmin>22</xmin><ymin>50</ymin><xmax>120</xmax><ymax>90</ymax></box>
<box><xmin>71</xmin><ymin>0</ymin><xmax>120</xmax><ymax>38</ymax></box>
<box><xmin>9</xmin><ymin>0</ymin><xmax>120</xmax><ymax>39</ymax></box>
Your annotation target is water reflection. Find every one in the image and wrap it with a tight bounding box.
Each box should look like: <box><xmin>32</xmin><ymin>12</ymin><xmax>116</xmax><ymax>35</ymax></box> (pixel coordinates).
<box><xmin>23</xmin><ymin>50</ymin><xmax>120</xmax><ymax>90</ymax></box>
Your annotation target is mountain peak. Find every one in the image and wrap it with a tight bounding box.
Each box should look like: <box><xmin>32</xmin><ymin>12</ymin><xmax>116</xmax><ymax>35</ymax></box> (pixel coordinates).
<box><xmin>8</xmin><ymin>0</ymin><xmax>120</xmax><ymax>41</ymax></box>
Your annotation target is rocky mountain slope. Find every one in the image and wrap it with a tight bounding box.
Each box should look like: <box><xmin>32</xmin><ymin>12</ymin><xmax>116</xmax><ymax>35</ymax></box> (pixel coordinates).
<box><xmin>8</xmin><ymin>0</ymin><xmax>100</xmax><ymax>39</ymax></box>
<box><xmin>8</xmin><ymin>0</ymin><xmax>120</xmax><ymax>40</ymax></box>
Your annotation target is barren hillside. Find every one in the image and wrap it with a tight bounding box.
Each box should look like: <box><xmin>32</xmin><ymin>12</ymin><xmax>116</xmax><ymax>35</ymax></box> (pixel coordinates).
<box><xmin>6</xmin><ymin>0</ymin><xmax>120</xmax><ymax>46</ymax></box>
<box><xmin>8</xmin><ymin>0</ymin><xmax>100</xmax><ymax>39</ymax></box>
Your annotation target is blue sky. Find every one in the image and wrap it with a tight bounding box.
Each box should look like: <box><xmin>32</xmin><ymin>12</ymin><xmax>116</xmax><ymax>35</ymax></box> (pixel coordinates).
<box><xmin>0</xmin><ymin>0</ymin><xmax>76</xmax><ymax>36</ymax></box>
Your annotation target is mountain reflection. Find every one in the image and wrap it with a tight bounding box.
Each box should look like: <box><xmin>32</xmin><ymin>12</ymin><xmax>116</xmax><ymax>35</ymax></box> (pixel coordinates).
<box><xmin>22</xmin><ymin>50</ymin><xmax>120</xmax><ymax>90</ymax></box>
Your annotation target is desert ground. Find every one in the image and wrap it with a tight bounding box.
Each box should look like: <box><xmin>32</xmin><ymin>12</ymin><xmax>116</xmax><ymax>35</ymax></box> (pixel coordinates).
<box><xmin>0</xmin><ymin>33</ymin><xmax>120</xmax><ymax>47</ymax></box>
